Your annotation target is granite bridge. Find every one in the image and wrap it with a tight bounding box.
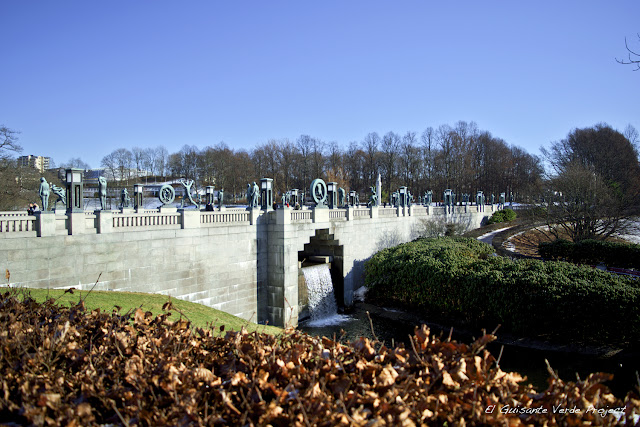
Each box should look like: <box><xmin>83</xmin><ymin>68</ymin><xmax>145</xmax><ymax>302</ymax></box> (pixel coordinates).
<box><xmin>0</xmin><ymin>203</ymin><xmax>494</xmax><ymax>326</ymax></box>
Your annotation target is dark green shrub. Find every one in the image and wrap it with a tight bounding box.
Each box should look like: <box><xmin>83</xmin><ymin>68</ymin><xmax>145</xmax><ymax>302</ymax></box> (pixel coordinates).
<box><xmin>487</xmin><ymin>208</ymin><xmax>517</xmax><ymax>224</ymax></box>
<box><xmin>538</xmin><ymin>239</ymin><xmax>640</xmax><ymax>269</ymax></box>
<box><xmin>365</xmin><ymin>237</ymin><xmax>640</xmax><ymax>346</ymax></box>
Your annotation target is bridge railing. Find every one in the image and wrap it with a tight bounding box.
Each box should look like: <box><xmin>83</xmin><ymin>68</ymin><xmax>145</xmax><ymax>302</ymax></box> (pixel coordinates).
<box><xmin>0</xmin><ymin>211</ymin><xmax>30</xmax><ymax>217</ymax></box>
<box><xmin>0</xmin><ymin>216</ymin><xmax>36</xmax><ymax>234</ymax></box>
<box><xmin>352</xmin><ymin>208</ymin><xmax>370</xmax><ymax>219</ymax></box>
<box><xmin>291</xmin><ymin>210</ymin><xmax>312</xmax><ymax>221</ymax></box>
<box><xmin>379</xmin><ymin>207</ymin><xmax>397</xmax><ymax>216</ymax></box>
<box><xmin>0</xmin><ymin>202</ymin><xmax>496</xmax><ymax>236</ymax></box>
<box><xmin>412</xmin><ymin>206</ymin><xmax>429</xmax><ymax>216</ymax></box>
<box><xmin>201</xmin><ymin>211</ymin><xmax>250</xmax><ymax>225</ymax></box>
<box><xmin>112</xmin><ymin>211</ymin><xmax>181</xmax><ymax>229</ymax></box>
<box><xmin>329</xmin><ymin>209</ymin><xmax>347</xmax><ymax>220</ymax></box>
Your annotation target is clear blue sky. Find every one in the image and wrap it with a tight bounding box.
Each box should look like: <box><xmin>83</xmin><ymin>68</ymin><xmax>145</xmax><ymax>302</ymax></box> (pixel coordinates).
<box><xmin>1</xmin><ymin>1</ymin><xmax>638</xmax><ymax>168</ymax></box>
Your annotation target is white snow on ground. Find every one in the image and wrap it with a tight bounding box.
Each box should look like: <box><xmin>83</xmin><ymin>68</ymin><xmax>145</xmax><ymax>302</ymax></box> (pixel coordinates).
<box><xmin>617</xmin><ymin>218</ymin><xmax>640</xmax><ymax>244</ymax></box>
<box><xmin>619</xmin><ymin>234</ymin><xmax>640</xmax><ymax>244</ymax></box>
<box><xmin>476</xmin><ymin>227</ymin><xmax>511</xmax><ymax>245</ymax></box>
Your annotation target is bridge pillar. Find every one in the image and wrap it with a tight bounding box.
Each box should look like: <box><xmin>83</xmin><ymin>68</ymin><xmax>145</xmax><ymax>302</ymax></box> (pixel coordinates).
<box><xmin>276</xmin><ymin>206</ymin><xmax>291</xmax><ymax>224</ymax></box>
<box><xmin>267</xmin><ymin>206</ymin><xmax>304</xmax><ymax>328</ymax></box>
<box><xmin>313</xmin><ymin>207</ymin><xmax>329</xmax><ymax>223</ymax></box>
<box><xmin>345</xmin><ymin>206</ymin><xmax>354</xmax><ymax>220</ymax></box>
<box><xmin>95</xmin><ymin>210</ymin><xmax>113</xmax><ymax>234</ymax></box>
<box><xmin>249</xmin><ymin>208</ymin><xmax>260</xmax><ymax>225</ymax></box>
<box><xmin>180</xmin><ymin>209</ymin><xmax>199</xmax><ymax>229</ymax></box>
<box><xmin>67</xmin><ymin>212</ymin><xmax>86</xmax><ymax>235</ymax></box>
<box><xmin>34</xmin><ymin>211</ymin><xmax>56</xmax><ymax>237</ymax></box>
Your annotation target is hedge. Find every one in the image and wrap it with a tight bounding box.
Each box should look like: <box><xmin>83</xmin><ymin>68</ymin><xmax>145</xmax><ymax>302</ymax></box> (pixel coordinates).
<box><xmin>365</xmin><ymin>237</ymin><xmax>640</xmax><ymax>346</ymax></box>
<box><xmin>539</xmin><ymin>239</ymin><xmax>640</xmax><ymax>269</ymax></box>
<box><xmin>487</xmin><ymin>208</ymin><xmax>517</xmax><ymax>224</ymax></box>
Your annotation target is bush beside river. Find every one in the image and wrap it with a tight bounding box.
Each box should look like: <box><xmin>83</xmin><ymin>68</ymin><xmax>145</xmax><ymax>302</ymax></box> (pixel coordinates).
<box><xmin>364</xmin><ymin>237</ymin><xmax>640</xmax><ymax>348</ymax></box>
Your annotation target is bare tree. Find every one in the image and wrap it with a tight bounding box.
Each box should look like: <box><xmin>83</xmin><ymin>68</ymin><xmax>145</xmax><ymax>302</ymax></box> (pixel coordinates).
<box><xmin>624</xmin><ymin>124</ymin><xmax>640</xmax><ymax>157</ymax></box>
<box><xmin>345</xmin><ymin>141</ymin><xmax>364</xmax><ymax>191</ymax></box>
<box><xmin>0</xmin><ymin>126</ymin><xmax>22</xmax><ymax>160</ymax></box>
<box><xmin>296</xmin><ymin>135</ymin><xmax>313</xmax><ymax>189</ymax></box>
<box><xmin>380</xmin><ymin>131</ymin><xmax>400</xmax><ymax>196</ymax></box>
<box><xmin>540</xmin><ymin>124</ymin><xmax>640</xmax><ymax>241</ymax></box>
<box><xmin>399</xmin><ymin>131</ymin><xmax>419</xmax><ymax>189</ymax></box>
<box><xmin>132</xmin><ymin>147</ymin><xmax>145</xmax><ymax>178</ymax></box>
<box><xmin>361</xmin><ymin>132</ymin><xmax>380</xmax><ymax>185</ymax></box>
<box><xmin>60</xmin><ymin>157</ymin><xmax>91</xmax><ymax>169</ymax></box>
<box><xmin>616</xmin><ymin>34</ymin><xmax>640</xmax><ymax>71</ymax></box>
<box><xmin>153</xmin><ymin>146</ymin><xmax>168</xmax><ymax>179</ymax></box>
<box><xmin>100</xmin><ymin>152</ymin><xmax>118</xmax><ymax>182</ymax></box>
<box><xmin>421</xmin><ymin>127</ymin><xmax>436</xmax><ymax>190</ymax></box>
<box><xmin>141</xmin><ymin>148</ymin><xmax>155</xmax><ymax>180</ymax></box>
<box><xmin>278</xmin><ymin>139</ymin><xmax>297</xmax><ymax>191</ymax></box>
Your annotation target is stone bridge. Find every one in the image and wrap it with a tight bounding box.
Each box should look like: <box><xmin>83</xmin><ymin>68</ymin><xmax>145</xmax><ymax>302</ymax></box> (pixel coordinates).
<box><xmin>0</xmin><ymin>204</ymin><xmax>494</xmax><ymax>326</ymax></box>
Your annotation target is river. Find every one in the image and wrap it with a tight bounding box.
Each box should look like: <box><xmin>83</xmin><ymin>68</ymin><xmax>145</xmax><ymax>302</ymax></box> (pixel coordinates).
<box><xmin>299</xmin><ymin>301</ymin><xmax>638</xmax><ymax>398</ymax></box>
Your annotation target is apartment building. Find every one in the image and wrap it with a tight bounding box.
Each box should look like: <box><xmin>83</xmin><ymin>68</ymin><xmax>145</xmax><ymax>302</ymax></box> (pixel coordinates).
<box><xmin>17</xmin><ymin>155</ymin><xmax>51</xmax><ymax>173</ymax></box>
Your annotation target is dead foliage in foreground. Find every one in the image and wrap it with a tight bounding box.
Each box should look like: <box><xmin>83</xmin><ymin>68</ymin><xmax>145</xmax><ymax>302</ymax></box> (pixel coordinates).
<box><xmin>1</xmin><ymin>289</ymin><xmax>639</xmax><ymax>426</ymax></box>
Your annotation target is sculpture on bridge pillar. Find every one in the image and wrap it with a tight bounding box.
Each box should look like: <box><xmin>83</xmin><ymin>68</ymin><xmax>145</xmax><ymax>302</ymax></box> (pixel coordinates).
<box><xmin>425</xmin><ymin>190</ymin><xmax>433</xmax><ymax>206</ymax></box>
<box><xmin>282</xmin><ymin>191</ymin><xmax>291</xmax><ymax>207</ymax></box>
<box><xmin>50</xmin><ymin>184</ymin><xmax>66</xmax><ymax>211</ymax></box>
<box><xmin>499</xmin><ymin>192</ymin><xmax>506</xmax><ymax>210</ymax></box>
<box><xmin>120</xmin><ymin>188</ymin><xmax>131</xmax><ymax>209</ymax></box>
<box><xmin>476</xmin><ymin>191</ymin><xmax>485</xmax><ymax>212</ymax></box>
<box><xmin>407</xmin><ymin>190</ymin><xmax>414</xmax><ymax>207</ymax></box>
<box><xmin>490</xmin><ymin>193</ymin><xmax>495</xmax><ymax>205</ymax></box>
<box><xmin>443</xmin><ymin>189</ymin><xmax>454</xmax><ymax>214</ymax></box>
<box><xmin>179</xmin><ymin>178</ymin><xmax>199</xmax><ymax>208</ymax></box>
<box><xmin>338</xmin><ymin>187</ymin><xmax>346</xmax><ymax>208</ymax></box>
<box><xmin>251</xmin><ymin>182</ymin><xmax>259</xmax><ymax>208</ymax></box>
<box><xmin>310</xmin><ymin>178</ymin><xmax>328</xmax><ymax>208</ymax></box>
<box><xmin>99</xmin><ymin>176</ymin><xmax>108</xmax><ymax>210</ymax></box>
<box><xmin>368</xmin><ymin>186</ymin><xmax>378</xmax><ymax>207</ymax></box>
<box><xmin>39</xmin><ymin>177</ymin><xmax>50</xmax><ymax>211</ymax></box>
<box><xmin>159</xmin><ymin>184</ymin><xmax>176</xmax><ymax>206</ymax></box>
<box><xmin>218</xmin><ymin>188</ymin><xmax>224</xmax><ymax>208</ymax></box>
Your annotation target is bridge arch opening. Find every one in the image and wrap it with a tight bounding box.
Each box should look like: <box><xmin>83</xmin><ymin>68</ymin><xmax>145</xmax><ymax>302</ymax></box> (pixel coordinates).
<box><xmin>297</xmin><ymin>229</ymin><xmax>344</xmax><ymax>321</ymax></box>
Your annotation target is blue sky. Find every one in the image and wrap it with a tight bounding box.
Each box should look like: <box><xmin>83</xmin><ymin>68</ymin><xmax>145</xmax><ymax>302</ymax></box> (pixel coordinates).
<box><xmin>1</xmin><ymin>1</ymin><xmax>638</xmax><ymax>168</ymax></box>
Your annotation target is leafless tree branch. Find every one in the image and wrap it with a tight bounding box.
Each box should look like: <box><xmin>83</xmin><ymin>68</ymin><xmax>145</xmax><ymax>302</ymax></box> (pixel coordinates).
<box><xmin>616</xmin><ymin>34</ymin><xmax>640</xmax><ymax>71</ymax></box>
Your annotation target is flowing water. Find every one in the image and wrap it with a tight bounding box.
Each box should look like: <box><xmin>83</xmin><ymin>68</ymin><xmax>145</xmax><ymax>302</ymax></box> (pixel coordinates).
<box><xmin>301</xmin><ymin>264</ymin><xmax>350</xmax><ymax>327</ymax></box>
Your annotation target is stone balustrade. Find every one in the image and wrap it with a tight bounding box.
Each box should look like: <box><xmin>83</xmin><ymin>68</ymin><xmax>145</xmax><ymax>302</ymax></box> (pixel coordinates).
<box><xmin>0</xmin><ymin>216</ymin><xmax>36</xmax><ymax>234</ymax></box>
<box><xmin>0</xmin><ymin>204</ymin><xmax>497</xmax><ymax>238</ymax></box>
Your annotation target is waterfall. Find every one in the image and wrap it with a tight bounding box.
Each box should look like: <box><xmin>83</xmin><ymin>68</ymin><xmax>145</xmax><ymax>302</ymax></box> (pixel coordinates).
<box><xmin>303</xmin><ymin>264</ymin><xmax>338</xmax><ymax>321</ymax></box>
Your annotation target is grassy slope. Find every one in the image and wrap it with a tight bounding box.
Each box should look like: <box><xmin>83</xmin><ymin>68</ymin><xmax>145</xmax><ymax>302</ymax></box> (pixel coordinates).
<box><xmin>3</xmin><ymin>287</ymin><xmax>281</xmax><ymax>335</ymax></box>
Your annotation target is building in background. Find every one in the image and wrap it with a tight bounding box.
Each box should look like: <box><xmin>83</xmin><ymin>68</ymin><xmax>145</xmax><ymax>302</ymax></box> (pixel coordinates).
<box><xmin>17</xmin><ymin>155</ymin><xmax>51</xmax><ymax>173</ymax></box>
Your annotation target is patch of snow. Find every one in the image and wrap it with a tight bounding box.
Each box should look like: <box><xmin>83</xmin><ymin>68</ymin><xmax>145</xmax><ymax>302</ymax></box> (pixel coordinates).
<box><xmin>476</xmin><ymin>227</ymin><xmax>511</xmax><ymax>245</ymax></box>
<box><xmin>504</xmin><ymin>241</ymin><xmax>517</xmax><ymax>252</ymax></box>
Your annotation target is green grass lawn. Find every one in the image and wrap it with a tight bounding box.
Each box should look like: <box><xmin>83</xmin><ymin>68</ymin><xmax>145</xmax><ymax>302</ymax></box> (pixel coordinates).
<box><xmin>1</xmin><ymin>287</ymin><xmax>282</xmax><ymax>335</ymax></box>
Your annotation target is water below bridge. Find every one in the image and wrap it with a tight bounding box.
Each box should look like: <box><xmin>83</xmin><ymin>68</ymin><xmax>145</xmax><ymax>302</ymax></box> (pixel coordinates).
<box><xmin>299</xmin><ymin>299</ymin><xmax>638</xmax><ymax>399</ymax></box>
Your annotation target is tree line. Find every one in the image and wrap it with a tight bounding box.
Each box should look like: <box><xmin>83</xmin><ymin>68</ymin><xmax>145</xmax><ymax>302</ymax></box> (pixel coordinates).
<box><xmin>97</xmin><ymin>121</ymin><xmax>544</xmax><ymax>204</ymax></box>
